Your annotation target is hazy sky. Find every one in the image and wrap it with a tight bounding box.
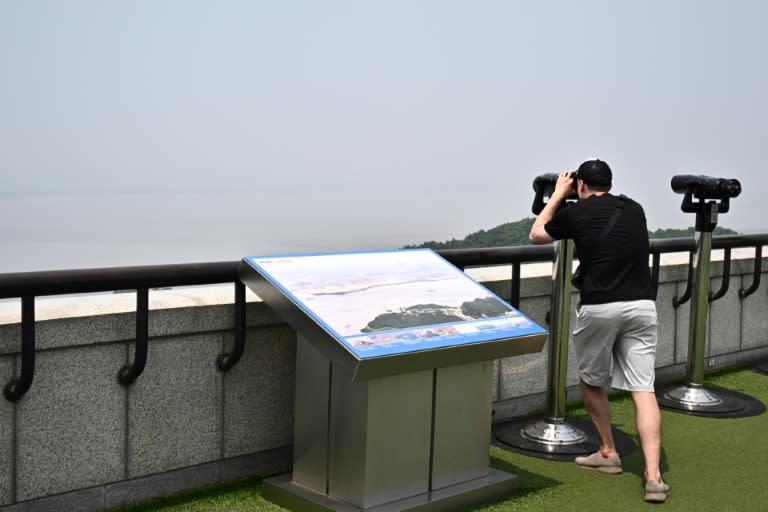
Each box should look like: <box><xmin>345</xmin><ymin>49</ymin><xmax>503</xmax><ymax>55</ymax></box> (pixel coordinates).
<box><xmin>1</xmin><ymin>1</ymin><xmax>766</xmax><ymax>272</ymax></box>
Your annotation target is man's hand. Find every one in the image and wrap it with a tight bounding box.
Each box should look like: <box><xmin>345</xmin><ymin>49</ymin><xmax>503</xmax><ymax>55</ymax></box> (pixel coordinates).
<box><xmin>552</xmin><ymin>170</ymin><xmax>575</xmax><ymax>201</ymax></box>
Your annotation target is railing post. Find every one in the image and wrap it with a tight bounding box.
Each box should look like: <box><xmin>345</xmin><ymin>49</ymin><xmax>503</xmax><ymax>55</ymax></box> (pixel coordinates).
<box><xmin>739</xmin><ymin>246</ymin><xmax>762</xmax><ymax>298</ymax></box>
<box><xmin>509</xmin><ymin>262</ymin><xmax>521</xmax><ymax>309</ymax></box>
<box><xmin>672</xmin><ymin>252</ymin><xmax>694</xmax><ymax>308</ymax></box>
<box><xmin>3</xmin><ymin>296</ymin><xmax>36</xmax><ymax>402</ymax></box>
<box><xmin>708</xmin><ymin>248</ymin><xmax>731</xmax><ymax>302</ymax></box>
<box><xmin>218</xmin><ymin>281</ymin><xmax>246</xmax><ymax>371</ymax></box>
<box><xmin>118</xmin><ymin>288</ymin><xmax>149</xmax><ymax>385</ymax></box>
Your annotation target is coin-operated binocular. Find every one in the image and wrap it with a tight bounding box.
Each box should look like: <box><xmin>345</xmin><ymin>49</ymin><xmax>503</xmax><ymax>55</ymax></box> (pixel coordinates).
<box><xmin>532</xmin><ymin>173</ymin><xmax>579</xmax><ymax>215</ymax></box>
<box><xmin>670</xmin><ymin>175</ymin><xmax>741</xmax><ymax>231</ymax></box>
<box><xmin>498</xmin><ymin>174</ymin><xmax>589</xmax><ymax>452</ymax></box>
<box><xmin>662</xmin><ymin>174</ymin><xmax>747</xmax><ymax>414</ymax></box>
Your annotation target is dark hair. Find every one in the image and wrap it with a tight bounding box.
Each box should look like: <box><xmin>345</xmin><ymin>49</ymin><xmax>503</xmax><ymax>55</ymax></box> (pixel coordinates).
<box><xmin>575</xmin><ymin>159</ymin><xmax>612</xmax><ymax>190</ymax></box>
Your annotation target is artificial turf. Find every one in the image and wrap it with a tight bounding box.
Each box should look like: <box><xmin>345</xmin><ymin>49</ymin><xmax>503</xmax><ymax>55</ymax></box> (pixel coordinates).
<box><xmin>110</xmin><ymin>366</ymin><xmax>768</xmax><ymax>512</ymax></box>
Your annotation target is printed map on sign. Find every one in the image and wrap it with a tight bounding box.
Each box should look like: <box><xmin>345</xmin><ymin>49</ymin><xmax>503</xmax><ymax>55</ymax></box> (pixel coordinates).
<box><xmin>245</xmin><ymin>249</ymin><xmax>546</xmax><ymax>359</ymax></box>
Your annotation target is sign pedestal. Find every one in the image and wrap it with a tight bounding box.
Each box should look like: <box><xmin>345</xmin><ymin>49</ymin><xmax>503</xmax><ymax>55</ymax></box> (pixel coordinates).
<box><xmin>264</xmin><ymin>336</ymin><xmax>516</xmax><ymax>511</ymax></box>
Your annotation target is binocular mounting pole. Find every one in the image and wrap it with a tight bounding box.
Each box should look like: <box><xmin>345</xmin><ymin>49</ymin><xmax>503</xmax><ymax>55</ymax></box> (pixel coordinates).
<box><xmin>520</xmin><ymin>237</ymin><xmax>586</xmax><ymax>444</ymax></box>
<box><xmin>665</xmin><ymin>201</ymin><xmax>723</xmax><ymax>406</ymax></box>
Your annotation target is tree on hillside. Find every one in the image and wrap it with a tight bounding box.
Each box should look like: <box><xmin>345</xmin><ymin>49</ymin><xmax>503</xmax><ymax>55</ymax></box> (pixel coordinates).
<box><xmin>405</xmin><ymin>218</ymin><xmax>737</xmax><ymax>250</ymax></box>
<box><xmin>403</xmin><ymin>218</ymin><xmax>535</xmax><ymax>249</ymax></box>
<box><xmin>648</xmin><ymin>226</ymin><xmax>737</xmax><ymax>238</ymax></box>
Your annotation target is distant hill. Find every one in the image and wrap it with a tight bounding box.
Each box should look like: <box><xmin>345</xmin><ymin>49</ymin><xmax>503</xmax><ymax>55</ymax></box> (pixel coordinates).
<box><xmin>404</xmin><ymin>218</ymin><xmax>738</xmax><ymax>250</ymax></box>
<box><xmin>404</xmin><ymin>218</ymin><xmax>536</xmax><ymax>250</ymax></box>
<box><xmin>647</xmin><ymin>226</ymin><xmax>738</xmax><ymax>238</ymax></box>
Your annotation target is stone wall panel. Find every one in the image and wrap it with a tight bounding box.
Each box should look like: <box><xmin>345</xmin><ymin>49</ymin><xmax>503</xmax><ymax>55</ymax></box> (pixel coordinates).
<box><xmin>741</xmin><ymin>272</ymin><xmax>768</xmax><ymax>350</ymax></box>
<box><xmin>708</xmin><ymin>275</ymin><xmax>742</xmax><ymax>357</ymax></box>
<box><xmin>223</xmin><ymin>326</ymin><xmax>295</xmax><ymax>458</ymax></box>
<box><xmin>127</xmin><ymin>333</ymin><xmax>222</xmax><ymax>478</ymax></box>
<box><xmin>1</xmin><ymin>356</ymin><xmax>13</xmax><ymax>506</ymax></box>
<box><xmin>499</xmin><ymin>296</ymin><xmax>549</xmax><ymax>400</ymax></box>
<box><xmin>655</xmin><ymin>282</ymin><xmax>678</xmax><ymax>367</ymax></box>
<box><xmin>15</xmin><ymin>345</ymin><xmax>125</xmax><ymax>502</ymax></box>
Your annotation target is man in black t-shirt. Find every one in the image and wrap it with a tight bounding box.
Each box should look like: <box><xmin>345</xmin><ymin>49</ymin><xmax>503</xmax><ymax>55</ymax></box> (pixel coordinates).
<box><xmin>529</xmin><ymin>159</ymin><xmax>669</xmax><ymax>503</ymax></box>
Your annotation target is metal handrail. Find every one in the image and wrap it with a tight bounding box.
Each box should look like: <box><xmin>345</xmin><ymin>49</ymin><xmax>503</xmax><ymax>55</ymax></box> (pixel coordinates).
<box><xmin>0</xmin><ymin>261</ymin><xmax>239</xmax><ymax>299</ymax></box>
<box><xmin>2</xmin><ymin>235</ymin><xmax>767</xmax><ymax>401</ymax></box>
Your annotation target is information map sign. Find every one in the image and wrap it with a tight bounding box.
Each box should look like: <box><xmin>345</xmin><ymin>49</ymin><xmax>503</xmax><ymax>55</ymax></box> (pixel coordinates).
<box><xmin>242</xmin><ymin>249</ymin><xmax>546</xmax><ymax>366</ymax></box>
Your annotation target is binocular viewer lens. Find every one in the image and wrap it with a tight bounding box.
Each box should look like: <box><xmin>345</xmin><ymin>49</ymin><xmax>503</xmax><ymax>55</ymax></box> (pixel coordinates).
<box><xmin>671</xmin><ymin>175</ymin><xmax>741</xmax><ymax>199</ymax></box>
<box><xmin>532</xmin><ymin>173</ymin><xmax>559</xmax><ymax>193</ymax></box>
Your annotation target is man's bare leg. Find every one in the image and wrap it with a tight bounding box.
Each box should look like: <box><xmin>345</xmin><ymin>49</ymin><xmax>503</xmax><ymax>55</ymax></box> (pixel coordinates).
<box><xmin>631</xmin><ymin>391</ymin><xmax>662</xmax><ymax>481</ymax></box>
<box><xmin>580</xmin><ymin>380</ymin><xmax>618</xmax><ymax>457</ymax></box>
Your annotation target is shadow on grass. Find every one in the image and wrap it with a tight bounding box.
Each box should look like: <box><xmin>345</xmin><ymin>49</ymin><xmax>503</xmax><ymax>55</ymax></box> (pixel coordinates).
<box><xmin>487</xmin><ymin>455</ymin><xmax>563</xmax><ymax>499</ymax></box>
<box><xmin>619</xmin><ymin>445</ymin><xmax>671</xmax><ymax>480</ymax></box>
<box><xmin>109</xmin><ymin>468</ymin><xmax>290</xmax><ymax>512</ymax></box>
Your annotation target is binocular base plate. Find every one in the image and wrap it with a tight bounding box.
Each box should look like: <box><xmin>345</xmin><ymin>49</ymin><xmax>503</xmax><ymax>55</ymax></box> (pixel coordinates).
<box><xmin>664</xmin><ymin>385</ymin><xmax>723</xmax><ymax>406</ymax></box>
<box><xmin>656</xmin><ymin>384</ymin><xmax>766</xmax><ymax>418</ymax></box>
<box><xmin>492</xmin><ymin>416</ymin><xmax>636</xmax><ymax>462</ymax></box>
<box><xmin>520</xmin><ymin>420</ymin><xmax>586</xmax><ymax>446</ymax></box>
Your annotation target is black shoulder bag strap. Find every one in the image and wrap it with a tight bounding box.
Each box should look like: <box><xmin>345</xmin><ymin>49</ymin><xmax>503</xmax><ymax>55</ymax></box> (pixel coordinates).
<box><xmin>572</xmin><ymin>195</ymin><xmax>626</xmax><ymax>289</ymax></box>
<box><xmin>598</xmin><ymin>194</ymin><xmax>626</xmax><ymax>240</ymax></box>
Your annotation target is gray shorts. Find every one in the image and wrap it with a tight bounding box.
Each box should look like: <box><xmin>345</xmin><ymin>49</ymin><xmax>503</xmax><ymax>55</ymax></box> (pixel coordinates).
<box><xmin>573</xmin><ymin>300</ymin><xmax>658</xmax><ymax>392</ymax></box>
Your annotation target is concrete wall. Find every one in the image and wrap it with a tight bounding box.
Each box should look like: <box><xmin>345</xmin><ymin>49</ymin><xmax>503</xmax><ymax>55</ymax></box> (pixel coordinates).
<box><xmin>0</xmin><ymin>302</ymin><xmax>296</xmax><ymax>511</ymax></box>
<box><xmin>1</xmin><ymin>258</ymin><xmax>767</xmax><ymax>510</ymax></box>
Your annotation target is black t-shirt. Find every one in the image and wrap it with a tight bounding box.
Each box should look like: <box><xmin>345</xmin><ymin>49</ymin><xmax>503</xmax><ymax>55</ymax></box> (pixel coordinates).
<box><xmin>544</xmin><ymin>192</ymin><xmax>656</xmax><ymax>304</ymax></box>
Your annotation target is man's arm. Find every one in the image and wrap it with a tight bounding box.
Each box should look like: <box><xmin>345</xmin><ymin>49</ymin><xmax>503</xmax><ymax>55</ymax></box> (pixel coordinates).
<box><xmin>529</xmin><ymin>170</ymin><xmax>575</xmax><ymax>245</ymax></box>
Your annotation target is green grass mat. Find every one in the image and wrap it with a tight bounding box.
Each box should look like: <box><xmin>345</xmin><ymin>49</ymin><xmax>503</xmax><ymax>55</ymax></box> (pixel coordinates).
<box><xmin>110</xmin><ymin>367</ymin><xmax>768</xmax><ymax>512</ymax></box>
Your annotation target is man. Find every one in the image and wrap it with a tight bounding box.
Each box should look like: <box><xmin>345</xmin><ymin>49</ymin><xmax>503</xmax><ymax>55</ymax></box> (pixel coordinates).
<box><xmin>528</xmin><ymin>159</ymin><xmax>669</xmax><ymax>503</ymax></box>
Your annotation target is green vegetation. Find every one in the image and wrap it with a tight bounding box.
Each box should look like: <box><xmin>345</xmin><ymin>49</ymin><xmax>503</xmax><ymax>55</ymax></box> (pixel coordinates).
<box><xmin>108</xmin><ymin>366</ymin><xmax>768</xmax><ymax>512</ymax></box>
<box><xmin>405</xmin><ymin>218</ymin><xmax>737</xmax><ymax>250</ymax></box>
<box><xmin>404</xmin><ymin>218</ymin><xmax>536</xmax><ymax>250</ymax></box>
<box><xmin>648</xmin><ymin>226</ymin><xmax>737</xmax><ymax>238</ymax></box>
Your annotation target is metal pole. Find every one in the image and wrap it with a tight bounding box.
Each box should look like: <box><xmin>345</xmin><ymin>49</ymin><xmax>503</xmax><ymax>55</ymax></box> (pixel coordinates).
<box><xmin>665</xmin><ymin>203</ymin><xmax>723</xmax><ymax>406</ymax></box>
<box><xmin>545</xmin><ymin>239</ymin><xmax>573</xmax><ymax>420</ymax></box>
<box><xmin>521</xmin><ymin>239</ymin><xmax>586</xmax><ymax>444</ymax></box>
<box><xmin>687</xmin><ymin>229</ymin><xmax>711</xmax><ymax>386</ymax></box>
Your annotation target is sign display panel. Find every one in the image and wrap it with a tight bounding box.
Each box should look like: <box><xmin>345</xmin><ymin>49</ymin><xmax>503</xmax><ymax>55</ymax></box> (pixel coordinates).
<box><xmin>244</xmin><ymin>249</ymin><xmax>546</xmax><ymax>359</ymax></box>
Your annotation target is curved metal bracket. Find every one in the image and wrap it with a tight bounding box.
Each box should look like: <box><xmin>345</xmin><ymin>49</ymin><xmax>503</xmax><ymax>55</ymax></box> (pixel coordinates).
<box><xmin>3</xmin><ymin>296</ymin><xmax>36</xmax><ymax>402</ymax></box>
<box><xmin>709</xmin><ymin>248</ymin><xmax>731</xmax><ymax>302</ymax></box>
<box><xmin>739</xmin><ymin>246</ymin><xmax>763</xmax><ymax>298</ymax></box>
<box><xmin>509</xmin><ymin>262</ymin><xmax>521</xmax><ymax>308</ymax></box>
<box><xmin>217</xmin><ymin>281</ymin><xmax>246</xmax><ymax>371</ymax></box>
<box><xmin>673</xmin><ymin>252</ymin><xmax>694</xmax><ymax>308</ymax></box>
<box><xmin>118</xmin><ymin>288</ymin><xmax>149</xmax><ymax>385</ymax></box>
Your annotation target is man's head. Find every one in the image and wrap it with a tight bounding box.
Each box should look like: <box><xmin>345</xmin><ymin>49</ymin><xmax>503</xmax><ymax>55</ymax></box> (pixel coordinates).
<box><xmin>574</xmin><ymin>159</ymin><xmax>612</xmax><ymax>195</ymax></box>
